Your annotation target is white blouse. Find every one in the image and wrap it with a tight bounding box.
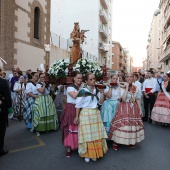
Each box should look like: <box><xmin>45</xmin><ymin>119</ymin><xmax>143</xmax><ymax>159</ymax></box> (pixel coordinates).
<box><xmin>67</xmin><ymin>86</ymin><xmax>77</xmax><ymax>104</ymax></box>
<box><xmin>75</xmin><ymin>88</ymin><xmax>100</xmax><ymax>109</ymax></box>
<box><xmin>26</xmin><ymin>82</ymin><xmax>38</xmax><ymax>95</ymax></box>
<box><xmin>120</xmin><ymin>86</ymin><xmax>141</xmax><ymax>102</ymax></box>
<box><xmin>13</xmin><ymin>81</ymin><xmax>25</xmax><ymax>91</ymax></box>
<box><xmin>104</xmin><ymin>86</ymin><xmax>121</xmax><ymax>100</ymax></box>
<box><xmin>36</xmin><ymin>83</ymin><xmax>50</xmax><ymax>95</ymax></box>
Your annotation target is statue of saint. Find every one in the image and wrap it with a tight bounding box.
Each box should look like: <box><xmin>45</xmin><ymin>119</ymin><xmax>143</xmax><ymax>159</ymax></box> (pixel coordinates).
<box><xmin>70</xmin><ymin>23</ymin><xmax>87</xmax><ymax>64</ymax></box>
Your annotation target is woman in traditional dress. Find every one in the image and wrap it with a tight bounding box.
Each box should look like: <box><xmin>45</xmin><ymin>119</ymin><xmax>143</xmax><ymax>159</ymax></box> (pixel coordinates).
<box><xmin>100</xmin><ymin>74</ymin><xmax>121</xmax><ymax>134</ymax></box>
<box><xmin>109</xmin><ymin>73</ymin><xmax>144</xmax><ymax>150</ymax></box>
<box><xmin>32</xmin><ymin>73</ymin><xmax>58</xmax><ymax>136</ymax></box>
<box><xmin>13</xmin><ymin>75</ymin><xmax>27</xmax><ymax>120</ymax></box>
<box><xmin>151</xmin><ymin>73</ymin><xmax>170</xmax><ymax>127</ymax></box>
<box><xmin>54</xmin><ymin>85</ymin><xmax>66</xmax><ymax>123</ymax></box>
<box><xmin>23</xmin><ymin>72</ymin><xmax>39</xmax><ymax>130</ymax></box>
<box><xmin>74</xmin><ymin>72</ymin><xmax>108</xmax><ymax>162</ymax></box>
<box><xmin>60</xmin><ymin>71</ymin><xmax>82</xmax><ymax>158</ymax></box>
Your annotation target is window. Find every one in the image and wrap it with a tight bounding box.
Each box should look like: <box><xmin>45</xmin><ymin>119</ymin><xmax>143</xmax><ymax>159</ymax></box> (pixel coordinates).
<box><xmin>166</xmin><ymin>59</ymin><xmax>169</xmax><ymax>65</ymax></box>
<box><xmin>34</xmin><ymin>7</ymin><xmax>40</xmax><ymax>39</ymax></box>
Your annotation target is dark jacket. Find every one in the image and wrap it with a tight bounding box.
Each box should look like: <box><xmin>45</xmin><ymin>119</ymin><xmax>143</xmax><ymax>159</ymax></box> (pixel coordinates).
<box><xmin>0</xmin><ymin>77</ymin><xmax>12</xmax><ymax>125</ymax></box>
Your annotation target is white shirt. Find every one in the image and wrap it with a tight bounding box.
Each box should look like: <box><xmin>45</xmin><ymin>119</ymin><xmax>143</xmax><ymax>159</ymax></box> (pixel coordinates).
<box><xmin>13</xmin><ymin>81</ymin><xmax>25</xmax><ymax>91</ymax></box>
<box><xmin>58</xmin><ymin>85</ymin><xmax>67</xmax><ymax>95</ymax></box>
<box><xmin>142</xmin><ymin>77</ymin><xmax>157</xmax><ymax>93</ymax></box>
<box><xmin>36</xmin><ymin>83</ymin><xmax>50</xmax><ymax>95</ymax></box>
<box><xmin>133</xmin><ymin>81</ymin><xmax>142</xmax><ymax>97</ymax></box>
<box><xmin>104</xmin><ymin>86</ymin><xmax>121</xmax><ymax>100</ymax></box>
<box><xmin>26</xmin><ymin>82</ymin><xmax>38</xmax><ymax>95</ymax></box>
<box><xmin>120</xmin><ymin>86</ymin><xmax>141</xmax><ymax>102</ymax></box>
<box><xmin>75</xmin><ymin>88</ymin><xmax>100</xmax><ymax>108</ymax></box>
<box><xmin>8</xmin><ymin>73</ymin><xmax>13</xmax><ymax>83</ymax></box>
<box><xmin>66</xmin><ymin>86</ymin><xmax>77</xmax><ymax>104</ymax></box>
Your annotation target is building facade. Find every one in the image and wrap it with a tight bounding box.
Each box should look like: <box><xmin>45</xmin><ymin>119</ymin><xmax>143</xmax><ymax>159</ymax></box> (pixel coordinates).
<box><xmin>51</xmin><ymin>0</ymin><xmax>113</xmax><ymax>68</ymax></box>
<box><xmin>159</xmin><ymin>0</ymin><xmax>170</xmax><ymax>73</ymax></box>
<box><xmin>111</xmin><ymin>41</ymin><xmax>127</xmax><ymax>72</ymax></box>
<box><xmin>147</xmin><ymin>9</ymin><xmax>161</xmax><ymax>72</ymax></box>
<box><xmin>0</xmin><ymin>0</ymin><xmax>51</xmax><ymax>71</ymax></box>
<box><xmin>124</xmin><ymin>49</ymin><xmax>133</xmax><ymax>73</ymax></box>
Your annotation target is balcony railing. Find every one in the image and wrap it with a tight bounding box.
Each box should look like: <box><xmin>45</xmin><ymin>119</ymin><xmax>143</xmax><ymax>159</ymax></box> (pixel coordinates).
<box><xmin>99</xmin><ymin>9</ymin><xmax>108</xmax><ymax>24</ymax></box>
<box><xmin>163</xmin><ymin>25</ymin><xmax>170</xmax><ymax>43</ymax></box>
<box><xmin>160</xmin><ymin>43</ymin><xmax>170</xmax><ymax>62</ymax></box>
<box><xmin>100</xmin><ymin>0</ymin><xmax>108</xmax><ymax>9</ymax></box>
<box><xmin>98</xmin><ymin>42</ymin><xmax>108</xmax><ymax>53</ymax></box>
<box><xmin>99</xmin><ymin>24</ymin><xmax>108</xmax><ymax>38</ymax></box>
<box><xmin>164</xmin><ymin>8</ymin><xmax>170</xmax><ymax>26</ymax></box>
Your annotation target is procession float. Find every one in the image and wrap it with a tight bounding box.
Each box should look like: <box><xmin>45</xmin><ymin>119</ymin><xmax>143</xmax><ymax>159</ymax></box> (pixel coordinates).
<box><xmin>45</xmin><ymin>22</ymin><xmax>108</xmax><ymax>88</ymax></box>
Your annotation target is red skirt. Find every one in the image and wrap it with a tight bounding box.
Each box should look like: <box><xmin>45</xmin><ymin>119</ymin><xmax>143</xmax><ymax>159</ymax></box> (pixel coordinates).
<box><xmin>151</xmin><ymin>92</ymin><xmax>170</xmax><ymax>123</ymax></box>
<box><xmin>108</xmin><ymin>102</ymin><xmax>144</xmax><ymax>145</ymax></box>
<box><xmin>60</xmin><ymin>103</ymin><xmax>78</xmax><ymax>150</ymax></box>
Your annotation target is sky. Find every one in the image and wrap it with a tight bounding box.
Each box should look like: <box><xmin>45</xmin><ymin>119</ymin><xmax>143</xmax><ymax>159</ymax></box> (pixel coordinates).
<box><xmin>112</xmin><ymin>0</ymin><xmax>160</xmax><ymax>67</ymax></box>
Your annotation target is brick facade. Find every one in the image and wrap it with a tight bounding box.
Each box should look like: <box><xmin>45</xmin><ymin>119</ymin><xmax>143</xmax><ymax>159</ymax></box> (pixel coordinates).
<box><xmin>0</xmin><ymin>0</ymin><xmax>51</xmax><ymax>71</ymax></box>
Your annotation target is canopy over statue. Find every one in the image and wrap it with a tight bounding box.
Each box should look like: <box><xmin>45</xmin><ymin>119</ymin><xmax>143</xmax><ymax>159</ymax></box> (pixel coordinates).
<box><xmin>70</xmin><ymin>22</ymin><xmax>89</xmax><ymax>64</ymax></box>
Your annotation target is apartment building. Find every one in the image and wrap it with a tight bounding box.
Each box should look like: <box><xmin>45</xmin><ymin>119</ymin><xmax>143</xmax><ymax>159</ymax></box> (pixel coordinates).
<box><xmin>124</xmin><ymin>49</ymin><xmax>133</xmax><ymax>73</ymax></box>
<box><xmin>147</xmin><ymin>9</ymin><xmax>161</xmax><ymax>72</ymax></box>
<box><xmin>159</xmin><ymin>0</ymin><xmax>170</xmax><ymax>73</ymax></box>
<box><xmin>0</xmin><ymin>0</ymin><xmax>51</xmax><ymax>71</ymax></box>
<box><xmin>51</xmin><ymin>0</ymin><xmax>113</xmax><ymax>68</ymax></box>
<box><xmin>112</xmin><ymin>41</ymin><xmax>127</xmax><ymax>72</ymax></box>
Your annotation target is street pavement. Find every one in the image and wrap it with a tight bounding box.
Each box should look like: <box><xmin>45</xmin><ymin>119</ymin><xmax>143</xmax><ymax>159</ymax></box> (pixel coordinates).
<box><xmin>0</xmin><ymin>120</ymin><xmax>170</xmax><ymax>170</ymax></box>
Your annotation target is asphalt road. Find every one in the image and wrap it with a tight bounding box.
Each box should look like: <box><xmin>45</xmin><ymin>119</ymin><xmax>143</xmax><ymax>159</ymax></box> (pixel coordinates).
<box><xmin>0</xmin><ymin>120</ymin><xmax>170</xmax><ymax>170</ymax></box>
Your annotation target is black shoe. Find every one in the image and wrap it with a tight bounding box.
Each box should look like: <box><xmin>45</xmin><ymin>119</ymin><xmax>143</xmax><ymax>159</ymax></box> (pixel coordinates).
<box><xmin>0</xmin><ymin>150</ymin><xmax>9</xmax><ymax>157</ymax></box>
<box><xmin>148</xmin><ymin>119</ymin><xmax>152</xmax><ymax>123</ymax></box>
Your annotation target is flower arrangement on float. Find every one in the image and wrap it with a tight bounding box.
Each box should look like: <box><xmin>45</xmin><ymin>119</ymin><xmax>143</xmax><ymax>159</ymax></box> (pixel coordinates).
<box><xmin>73</xmin><ymin>58</ymin><xmax>103</xmax><ymax>77</ymax></box>
<box><xmin>48</xmin><ymin>59</ymin><xmax>70</xmax><ymax>79</ymax></box>
<box><xmin>48</xmin><ymin>58</ymin><xmax>103</xmax><ymax>78</ymax></box>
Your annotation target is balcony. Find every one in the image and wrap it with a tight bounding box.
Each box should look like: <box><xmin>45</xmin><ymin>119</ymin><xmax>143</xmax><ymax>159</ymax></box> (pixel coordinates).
<box><xmin>99</xmin><ymin>24</ymin><xmax>108</xmax><ymax>39</ymax></box>
<box><xmin>100</xmin><ymin>0</ymin><xmax>108</xmax><ymax>9</ymax></box>
<box><xmin>163</xmin><ymin>25</ymin><xmax>170</xmax><ymax>43</ymax></box>
<box><xmin>164</xmin><ymin>7</ymin><xmax>170</xmax><ymax>27</ymax></box>
<box><xmin>119</xmin><ymin>59</ymin><xmax>123</xmax><ymax>64</ymax></box>
<box><xmin>98</xmin><ymin>42</ymin><xmax>108</xmax><ymax>53</ymax></box>
<box><xmin>99</xmin><ymin>9</ymin><xmax>108</xmax><ymax>24</ymax></box>
<box><xmin>160</xmin><ymin>43</ymin><xmax>170</xmax><ymax>62</ymax></box>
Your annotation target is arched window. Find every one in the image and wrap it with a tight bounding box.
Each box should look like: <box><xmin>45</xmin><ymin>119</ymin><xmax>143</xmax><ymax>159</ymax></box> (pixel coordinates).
<box><xmin>34</xmin><ymin>7</ymin><xmax>40</xmax><ymax>39</ymax></box>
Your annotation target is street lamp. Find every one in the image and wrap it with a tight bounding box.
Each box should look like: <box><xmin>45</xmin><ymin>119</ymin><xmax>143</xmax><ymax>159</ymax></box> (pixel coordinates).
<box><xmin>44</xmin><ymin>44</ymin><xmax>51</xmax><ymax>69</ymax></box>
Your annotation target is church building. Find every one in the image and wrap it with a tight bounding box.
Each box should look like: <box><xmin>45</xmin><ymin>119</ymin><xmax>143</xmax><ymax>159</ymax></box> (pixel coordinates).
<box><xmin>0</xmin><ymin>0</ymin><xmax>51</xmax><ymax>71</ymax></box>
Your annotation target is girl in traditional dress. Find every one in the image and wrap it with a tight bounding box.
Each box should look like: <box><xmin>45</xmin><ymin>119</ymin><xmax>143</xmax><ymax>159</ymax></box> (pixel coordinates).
<box><xmin>74</xmin><ymin>72</ymin><xmax>108</xmax><ymax>162</ymax></box>
<box><xmin>151</xmin><ymin>73</ymin><xmax>170</xmax><ymax>127</ymax></box>
<box><xmin>100</xmin><ymin>74</ymin><xmax>120</xmax><ymax>134</ymax></box>
<box><xmin>13</xmin><ymin>75</ymin><xmax>27</xmax><ymax>120</ymax></box>
<box><xmin>32</xmin><ymin>73</ymin><xmax>58</xmax><ymax>136</ymax></box>
<box><xmin>54</xmin><ymin>85</ymin><xmax>66</xmax><ymax>123</ymax></box>
<box><xmin>23</xmin><ymin>72</ymin><xmax>39</xmax><ymax>130</ymax></box>
<box><xmin>109</xmin><ymin>73</ymin><xmax>144</xmax><ymax>150</ymax></box>
<box><xmin>60</xmin><ymin>71</ymin><xmax>82</xmax><ymax>158</ymax></box>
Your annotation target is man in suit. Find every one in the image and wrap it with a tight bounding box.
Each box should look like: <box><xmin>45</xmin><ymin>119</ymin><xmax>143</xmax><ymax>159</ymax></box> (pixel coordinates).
<box><xmin>0</xmin><ymin>75</ymin><xmax>12</xmax><ymax>157</ymax></box>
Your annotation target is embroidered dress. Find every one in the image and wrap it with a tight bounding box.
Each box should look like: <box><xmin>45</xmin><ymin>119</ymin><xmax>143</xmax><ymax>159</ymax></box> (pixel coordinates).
<box><xmin>13</xmin><ymin>82</ymin><xmax>27</xmax><ymax>117</ymax></box>
<box><xmin>23</xmin><ymin>82</ymin><xmax>37</xmax><ymax>128</ymax></box>
<box><xmin>151</xmin><ymin>81</ymin><xmax>170</xmax><ymax>123</ymax></box>
<box><xmin>100</xmin><ymin>86</ymin><xmax>120</xmax><ymax>134</ymax></box>
<box><xmin>60</xmin><ymin>84</ymin><xmax>79</xmax><ymax>150</ymax></box>
<box><xmin>76</xmin><ymin>86</ymin><xmax>108</xmax><ymax>159</ymax></box>
<box><xmin>108</xmin><ymin>86</ymin><xmax>144</xmax><ymax>145</ymax></box>
<box><xmin>32</xmin><ymin>83</ymin><xmax>58</xmax><ymax>132</ymax></box>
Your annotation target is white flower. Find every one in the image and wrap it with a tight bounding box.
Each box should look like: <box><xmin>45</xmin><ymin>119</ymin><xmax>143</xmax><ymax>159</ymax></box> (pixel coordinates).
<box><xmin>75</xmin><ymin>64</ymin><xmax>80</xmax><ymax>68</ymax></box>
<box><xmin>82</xmin><ymin>59</ymin><xmax>86</xmax><ymax>65</ymax></box>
